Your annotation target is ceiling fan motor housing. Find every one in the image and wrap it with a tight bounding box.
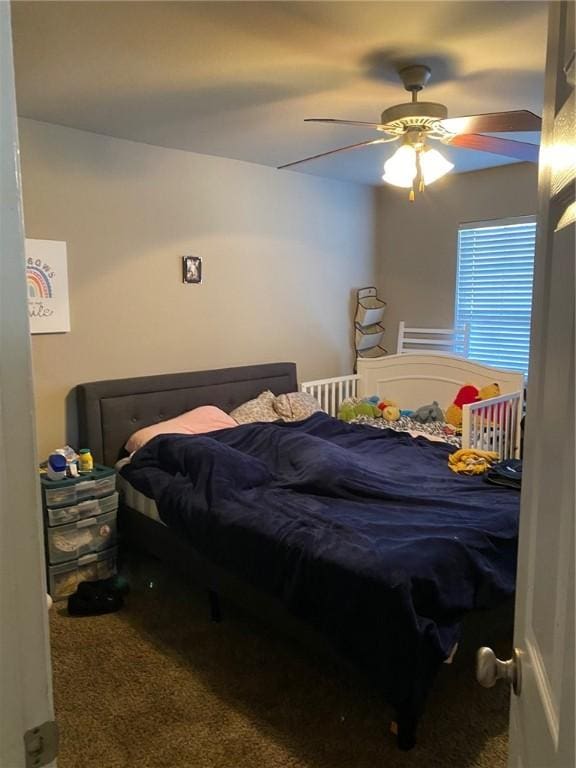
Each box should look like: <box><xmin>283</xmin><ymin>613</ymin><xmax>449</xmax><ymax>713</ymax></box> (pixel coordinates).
<box><xmin>379</xmin><ymin>102</ymin><xmax>449</xmax><ymax>134</ymax></box>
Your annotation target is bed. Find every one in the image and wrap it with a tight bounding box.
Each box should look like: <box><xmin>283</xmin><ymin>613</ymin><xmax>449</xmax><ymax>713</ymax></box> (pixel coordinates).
<box><xmin>302</xmin><ymin>353</ymin><xmax>525</xmax><ymax>459</ymax></box>
<box><xmin>76</xmin><ymin>359</ymin><xmax>520</xmax><ymax>750</ymax></box>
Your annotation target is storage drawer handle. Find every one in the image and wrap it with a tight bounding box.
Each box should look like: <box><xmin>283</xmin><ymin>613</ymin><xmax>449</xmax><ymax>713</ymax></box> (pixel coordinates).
<box><xmin>76</xmin><ymin>517</ymin><xmax>97</xmax><ymax>529</ymax></box>
<box><xmin>77</xmin><ymin>500</ymin><xmax>98</xmax><ymax>509</ymax></box>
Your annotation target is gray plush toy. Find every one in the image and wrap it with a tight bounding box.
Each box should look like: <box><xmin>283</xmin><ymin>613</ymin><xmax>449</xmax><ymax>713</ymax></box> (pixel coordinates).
<box><xmin>411</xmin><ymin>400</ymin><xmax>444</xmax><ymax>424</ymax></box>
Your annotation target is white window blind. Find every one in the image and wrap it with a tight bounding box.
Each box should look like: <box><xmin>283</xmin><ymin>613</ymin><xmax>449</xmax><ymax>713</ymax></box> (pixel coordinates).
<box><xmin>455</xmin><ymin>217</ymin><xmax>537</xmax><ymax>375</ymax></box>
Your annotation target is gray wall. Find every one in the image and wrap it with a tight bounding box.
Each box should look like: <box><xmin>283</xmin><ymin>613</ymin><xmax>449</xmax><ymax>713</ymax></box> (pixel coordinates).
<box><xmin>19</xmin><ymin>119</ymin><xmax>376</xmax><ymax>458</ymax></box>
<box><xmin>376</xmin><ymin>163</ymin><xmax>539</xmax><ymax>352</ymax></box>
<box><xmin>19</xmin><ymin>117</ymin><xmax>539</xmax><ymax>458</ymax></box>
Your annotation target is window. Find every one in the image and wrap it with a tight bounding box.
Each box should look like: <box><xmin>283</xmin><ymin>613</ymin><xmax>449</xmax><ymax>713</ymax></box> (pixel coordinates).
<box><xmin>455</xmin><ymin>217</ymin><xmax>537</xmax><ymax>376</ymax></box>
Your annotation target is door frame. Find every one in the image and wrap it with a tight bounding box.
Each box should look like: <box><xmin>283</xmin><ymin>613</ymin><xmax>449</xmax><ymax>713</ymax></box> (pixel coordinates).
<box><xmin>0</xmin><ymin>3</ymin><xmax>56</xmax><ymax>767</ymax></box>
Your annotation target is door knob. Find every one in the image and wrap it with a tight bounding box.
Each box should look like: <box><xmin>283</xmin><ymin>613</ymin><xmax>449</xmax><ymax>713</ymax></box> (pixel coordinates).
<box><xmin>476</xmin><ymin>646</ymin><xmax>522</xmax><ymax>695</ymax></box>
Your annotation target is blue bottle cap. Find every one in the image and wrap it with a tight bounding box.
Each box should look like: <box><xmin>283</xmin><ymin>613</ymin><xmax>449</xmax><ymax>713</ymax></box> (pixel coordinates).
<box><xmin>48</xmin><ymin>453</ymin><xmax>67</xmax><ymax>471</ymax></box>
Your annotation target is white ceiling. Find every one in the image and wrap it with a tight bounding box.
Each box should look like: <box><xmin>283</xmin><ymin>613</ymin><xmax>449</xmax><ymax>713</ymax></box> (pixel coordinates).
<box><xmin>11</xmin><ymin>1</ymin><xmax>547</xmax><ymax>185</ymax></box>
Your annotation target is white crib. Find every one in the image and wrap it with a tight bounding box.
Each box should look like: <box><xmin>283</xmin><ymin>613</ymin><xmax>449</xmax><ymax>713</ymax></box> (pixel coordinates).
<box><xmin>302</xmin><ymin>353</ymin><xmax>524</xmax><ymax>459</ymax></box>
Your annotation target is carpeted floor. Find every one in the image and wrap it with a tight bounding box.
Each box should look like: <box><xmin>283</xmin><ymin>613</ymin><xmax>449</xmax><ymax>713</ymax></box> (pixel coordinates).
<box><xmin>50</xmin><ymin>553</ymin><xmax>512</xmax><ymax>768</ymax></box>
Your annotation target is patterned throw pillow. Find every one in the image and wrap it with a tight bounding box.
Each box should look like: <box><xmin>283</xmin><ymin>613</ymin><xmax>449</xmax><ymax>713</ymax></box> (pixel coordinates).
<box><xmin>230</xmin><ymin>390</ymin><xmax>279</xmax><ymax>424</ymax></box>
<box><xmin>273</xmin><ymin>392</ymin><xmax>322</xmax><ymax>422</ymax></box>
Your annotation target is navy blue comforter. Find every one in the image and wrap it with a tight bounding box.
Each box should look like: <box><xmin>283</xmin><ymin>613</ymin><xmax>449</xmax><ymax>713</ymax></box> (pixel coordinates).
<box><xmin>122</xmin><ymin>413</ymin><xmax>519</xmax><ymax>717</ymax></box>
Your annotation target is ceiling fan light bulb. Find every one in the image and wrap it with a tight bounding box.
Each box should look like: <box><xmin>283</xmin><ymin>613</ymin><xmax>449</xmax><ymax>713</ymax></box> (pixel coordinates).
<box><xmin>382</xmin><ymin>145</ymin><xmax>417</xmax><ymax>188</ymax></box>
<box><xmin>420</xmin><ymin>148</ymin><xmax>454</xmax><ymax>185</ymax></box>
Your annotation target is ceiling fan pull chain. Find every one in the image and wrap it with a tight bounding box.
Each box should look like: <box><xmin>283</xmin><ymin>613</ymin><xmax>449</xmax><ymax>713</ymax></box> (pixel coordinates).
<box><xmin>410</xmin><ymin>149</ymin><xmax>424</xmax><ymax>200</ymax></box>
<box><xmin>409</xmin><ymin>165</ymin><xmax>417</xmax><ymax>200</ymax></box>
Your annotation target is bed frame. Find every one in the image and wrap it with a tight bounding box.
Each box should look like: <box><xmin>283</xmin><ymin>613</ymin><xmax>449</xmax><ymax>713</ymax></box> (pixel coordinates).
<box><xmin>302</xmin><ymin>353</ymin><xmax>524</xmax><ymax>459</ymax></box>
<box><xmin>75</xmin><ymin>359</ymin><xmax>515</xmax><ymax>750</ymax></box>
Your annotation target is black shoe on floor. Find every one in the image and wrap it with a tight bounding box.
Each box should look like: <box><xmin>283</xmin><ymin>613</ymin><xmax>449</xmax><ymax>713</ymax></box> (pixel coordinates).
<box><xmin>67</xmin><ymin>587</ymin><xmax>124</xmax><ymax>616</ymax></box>
<box><xmin>76</xmin><ymin>575</ymin><xmax>129</xmax><ymax>598</ymax></box>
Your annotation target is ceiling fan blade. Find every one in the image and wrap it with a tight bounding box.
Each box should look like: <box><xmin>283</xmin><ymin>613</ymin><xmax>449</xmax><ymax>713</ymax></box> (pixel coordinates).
<box><xmin>304</xmin><ymin>118</ymin><xmax>384</xmax><ymax>128</ymax></box>
<box><xmin>277</xmin><ymin>138</ymin><xmax>392</xmax><ymax>169</ymax></box>
<box><xmin>441</xmin><ymin>110</ymin><xmax>542</xmax><ymax>135</ymax></box>
<box><xmin>448</xmin><ymin>133</ymin><xmax>540</xmax><ymax>162</ymax></box>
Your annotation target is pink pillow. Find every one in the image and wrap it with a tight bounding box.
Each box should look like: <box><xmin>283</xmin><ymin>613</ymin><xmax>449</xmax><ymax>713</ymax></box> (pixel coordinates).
<box><xmin>125</xmin><ymin>405</ymin><xmax>237</xmax><ymax>453</ymax></box>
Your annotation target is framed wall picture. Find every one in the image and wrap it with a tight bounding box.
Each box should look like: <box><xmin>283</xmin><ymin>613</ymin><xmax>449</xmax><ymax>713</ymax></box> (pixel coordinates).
<box><xmin>182</xmin><ymin>255</ymin><xmax>202</xmax><ymax>284</ymax></box>
<box><xmin>26</xmin><ymin>239</ymin><xmax>71</xmax><ymax>334</ymax></box>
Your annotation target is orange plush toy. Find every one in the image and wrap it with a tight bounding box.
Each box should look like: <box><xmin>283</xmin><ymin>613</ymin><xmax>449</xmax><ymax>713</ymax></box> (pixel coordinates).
<box><xmin>445</xmin><ymin>385</ymin><xmax>480</xmax><ymax>428</ymax></box>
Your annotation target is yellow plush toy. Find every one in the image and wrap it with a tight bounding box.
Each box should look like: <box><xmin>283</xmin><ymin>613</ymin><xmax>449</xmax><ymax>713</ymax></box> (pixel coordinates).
<box><xmin>382</xmin><ymin>405</ymin><xmax>401</xmax><ymax>422</ymax></box>
<box><xmin>445</xmin><ymin>384</ymin><xmax>480</xmax><ymax>428</ymax></box>
<box><xmin>477</xmin><ymin>383</ymin><xmax>502</xmax><ymax>425</ymax></box>
<box><xmin>478</xmin><ymin>383</ymin><xmax>500</xmax><ymax>401</ymax></box>
<box><xmin>445</xmin><ymin>382</ymin><xmax>501</xmax><ymax>428</ymax></box>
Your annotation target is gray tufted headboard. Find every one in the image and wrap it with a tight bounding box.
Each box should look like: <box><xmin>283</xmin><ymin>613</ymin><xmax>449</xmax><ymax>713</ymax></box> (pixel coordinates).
<box><xmin>76</xmin><ymin>362</ymin><xmax>298</xmax><ymax>467</ymax></box>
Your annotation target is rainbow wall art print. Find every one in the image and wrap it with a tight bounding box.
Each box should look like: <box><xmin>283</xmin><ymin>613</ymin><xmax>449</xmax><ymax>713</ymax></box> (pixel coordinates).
<box><xmin>25</xmin><ymin>239</ymin><xmax>70</xmax><ymax>334</ymax></box>
<box><xmin>27</xmin><ymin>264</ymin><xmax>54</xmax><ymax>299</ymax></box>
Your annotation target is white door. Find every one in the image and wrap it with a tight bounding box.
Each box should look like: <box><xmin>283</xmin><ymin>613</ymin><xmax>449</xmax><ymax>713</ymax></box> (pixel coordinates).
<box><xmin>0</xmin><ymin>3</ymin><xmax>57</xmax><ymax>767</ymax></box>
<box><xmin>481</xmin><ymin>3</ymin><xmax>575</xmax><ymax>767</ymax></box>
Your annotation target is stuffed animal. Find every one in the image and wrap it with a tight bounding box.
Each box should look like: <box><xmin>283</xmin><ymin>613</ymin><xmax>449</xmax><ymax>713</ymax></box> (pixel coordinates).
<box><xmin>445</xmin><ymin>385</ymin><xmax>480</xmax><ymax>427</ymax></box>
<box><xmin>478</xmin><ymin>383</ymin><xmax>502</xmax><ymax>423</ymax></box>
<box><xmin>338</xmin><ymin>395</ymin><xmax>400</xmax><ymax>422</ymax></box>
<box><xmin>338</xmin><ymin>400</ymin><xmax>381</xmax><ymax>421</ymax></box>
<box><xmin>382</xmin><ymin>405</ymin><xmax>401</xmax><ymax>422</ymax></box>
<box><xmin>411</xmin><ymin>401</ymin><xmax>444</xmax><ymax>424</ymax></box>
<box><xmin>445</xmin><ymin>383</ymin><xmax>502</xmax><ymax>427</ymax></box>
<box><xmin>376</xmin><ymin>398</ymin><xmax>398</xmax><ymax>412</ymax></box>
<box><xmin>479</xmin><ymin>383</ymin><xmax>500</xmax><ymax>401</ymax></box>
<box><xmin>357</xmin><ymin>401</ymin><xmax>381</xmax><ymax>418</ymax></box>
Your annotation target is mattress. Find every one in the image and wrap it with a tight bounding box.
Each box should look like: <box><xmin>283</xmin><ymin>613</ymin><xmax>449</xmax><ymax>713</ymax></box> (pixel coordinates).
<box><xmin>116</xmin><ymin>459</ymin><xmax>165</xmax><ymax>525</ymax></box>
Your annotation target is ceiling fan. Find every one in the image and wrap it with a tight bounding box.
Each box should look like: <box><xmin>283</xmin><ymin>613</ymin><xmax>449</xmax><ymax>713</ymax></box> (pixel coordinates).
<box><xmin>278</xmin><ymin>64</ymin><xmax>541</xmax><ymax>200</ymax></box>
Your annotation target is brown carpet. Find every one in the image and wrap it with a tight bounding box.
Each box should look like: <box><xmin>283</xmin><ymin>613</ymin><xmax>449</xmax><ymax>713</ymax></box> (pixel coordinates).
<box><xmin>50</xmin><ymin>554</ymin><xmax>511</xmax><ymax>768</ymax></box>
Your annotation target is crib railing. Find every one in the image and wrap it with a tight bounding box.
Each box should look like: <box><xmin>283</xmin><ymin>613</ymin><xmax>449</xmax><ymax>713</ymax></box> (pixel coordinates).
<box><xmin>301</xmin><ymin>374</ymin><xmax>360</xmax><ymax>417</ymax></box>
<box><xmin>303</xmin><ymin>374</ymin><xmax>523</xmax><ymax>460</ymax></box>
<box><xmin>462</xmin><ymin>391</ymin><xmax>523</xmax><ymax>459</ymax></box>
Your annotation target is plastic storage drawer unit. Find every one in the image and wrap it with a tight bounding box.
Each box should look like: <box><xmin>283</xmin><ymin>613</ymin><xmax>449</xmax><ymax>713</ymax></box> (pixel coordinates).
<box><xmin>45</xmin><ymin>491</ymin><xmax>119</xmax><ymax>527</ymax></box>
<box><xmin>42</xmin><ymin>465</ymin><xmax>116</xmax><ymax>508</ymax></box>
<box><xmin>46</xmin><ymin>510</ymin><xmax>117</xmax><ymax>565</ymax></box>
<box><xmin>48</xmin><ymin>548</ymin><xmax>118</xmax><ymax>601</ymax></box>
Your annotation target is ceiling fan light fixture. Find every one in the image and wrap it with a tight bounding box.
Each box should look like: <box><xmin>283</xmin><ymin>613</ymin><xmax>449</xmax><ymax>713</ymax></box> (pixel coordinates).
<box><xmin>382</xmin><ymin>144</ymin><xmax>454</xmax><ymax>192</ymax></box>
<box><xmin>382</xmin><ymin>144</ymin><xmax>417</xmax><ymax>188</ymax></box>
<box><xmin>420</xmin><ymin>147</ymin><xmax>454</xmax><ymax>185</ymax></box>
